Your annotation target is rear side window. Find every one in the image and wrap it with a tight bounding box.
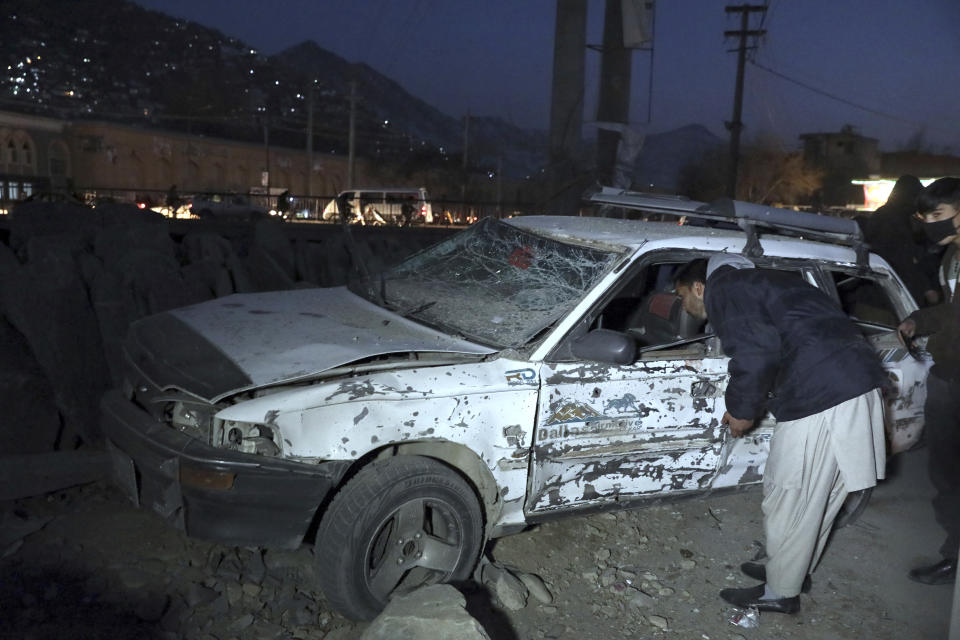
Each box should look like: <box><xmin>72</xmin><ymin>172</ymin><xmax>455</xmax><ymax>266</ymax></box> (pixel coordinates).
<box><xmin>827</xmin><ymin>270</ymin><xmax>901</xmax><ymax>327</ymax></box>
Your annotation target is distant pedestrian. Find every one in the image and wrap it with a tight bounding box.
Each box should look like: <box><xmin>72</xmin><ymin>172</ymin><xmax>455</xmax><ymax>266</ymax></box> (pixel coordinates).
<box><xmin>165</xmin><ymin>184</ymin><xmax>180</xmax><ymax>212</ymax></box>
<box><xmin>401</xmin><ymin>197</ymin><xmax>416</xmax><ymax>227</ymax></box>
<box><xmin>856</xmin><ymin>175</ymin><xmax>939</xmax><ymax>306</ymax></box>
<box><xmin>335</xmin><ymin>192</ymin><xmax>353</xmax><ymax>225</ymax></box>
<box><xmin>899</xmin><ymin>176</ymin><xmax>960</xmax><ymax>586</ymax></box>
<box><xmin>674</xmin><ymin>254</ymin><xmax>887</xmax><ymax>615</ymax></box>
<box><xmin>277</xmin><ymin>189</ymin><xmax>291</xmax><ymax>217</ymax></box>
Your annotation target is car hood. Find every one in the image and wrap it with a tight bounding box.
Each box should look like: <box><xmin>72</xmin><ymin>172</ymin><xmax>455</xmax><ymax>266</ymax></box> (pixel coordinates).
<box><xmin>126</xmin><ymin>286</ymin><xmax>496</xmax><ymax>402</ymax></box>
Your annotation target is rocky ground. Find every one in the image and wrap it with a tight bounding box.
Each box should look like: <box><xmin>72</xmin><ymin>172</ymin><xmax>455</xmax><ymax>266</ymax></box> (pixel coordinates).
<box><xmin>0</xmin><ymin>447</ymin><xmax>952</xmax><ymax>640</ymax></box>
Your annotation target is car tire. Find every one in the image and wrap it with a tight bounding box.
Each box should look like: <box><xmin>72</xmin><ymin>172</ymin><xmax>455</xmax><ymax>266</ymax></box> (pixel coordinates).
<box><xmin>314</xmin><ymin>455</ymin><xmax>484</xmax><ymax>621</ymax></box>
<box><xmin>832</xmin><ymin>486</ymin><xmax>873</xmax><ymax>529</ymax></box>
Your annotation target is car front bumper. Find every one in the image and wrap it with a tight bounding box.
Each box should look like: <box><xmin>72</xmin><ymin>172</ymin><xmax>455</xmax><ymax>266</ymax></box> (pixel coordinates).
<box><xmin>100</xmin><ymin>389</ymin><xmax>350</xmax><ymax>549</ymax></box>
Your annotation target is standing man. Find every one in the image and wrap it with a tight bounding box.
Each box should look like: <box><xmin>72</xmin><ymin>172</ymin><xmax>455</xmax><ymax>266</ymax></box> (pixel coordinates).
<box><xmin>856</xmin><ymin>174</ymin><xmax>940</xmax><ymax>306</ymax></box>
<box><xmin>165</xmin><ymin>184</ymin><xmax>179</xmax><ymax>214</ymax></box>
<box><xmin>674</xmin><ymin>254</ymin><xmax>887</xmax><ymax>614</ymax></box>
<box><xmin>898</xmin><ymin>177</ymin><xmax>960</xmax><ymax>586</ymax></box>
<box><xmin>276</xmin><ymin>189</ymin><xmax>291</xmax><ymax>218</ymax></box>
<box><xmin>400</xmin><ymin>196</ymin><xmax>416</xmax><ymax>227</ymax></box>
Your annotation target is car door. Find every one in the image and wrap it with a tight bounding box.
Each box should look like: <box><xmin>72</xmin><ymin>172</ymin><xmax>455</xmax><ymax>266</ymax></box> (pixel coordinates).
<box><xmin>526</xmin><ymin>259</ymin><xmax>729</xmax><ymax>514</ymax></box>
<box><xmin>707</xmin><ymin>260</ymin><xmax>930</xmax><ymax>492</ymax></box>
<box><xmin>818</xmin><ymin>264</ymin><xmax>932</xmax><ymax>453</ymax></box>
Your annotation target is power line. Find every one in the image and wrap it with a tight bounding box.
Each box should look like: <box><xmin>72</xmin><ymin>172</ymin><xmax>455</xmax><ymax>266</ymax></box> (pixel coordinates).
<box><xmin>749</xmin><ymin>59</ymin><xmax>916</xmax><ymax>125</ymax></box>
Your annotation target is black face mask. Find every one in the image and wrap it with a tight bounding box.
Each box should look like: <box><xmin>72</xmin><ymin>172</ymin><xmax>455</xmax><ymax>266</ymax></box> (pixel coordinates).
<box><xmin>923</xmin><ymin>215</ymin><xmax>958</xmax><ymax>244</ymax></box>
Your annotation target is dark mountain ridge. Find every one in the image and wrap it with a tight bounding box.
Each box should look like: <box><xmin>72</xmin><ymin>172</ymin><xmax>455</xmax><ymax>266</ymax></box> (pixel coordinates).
<box><xmin>1</xmin><ymin>0</ymin><xmax>723</xmax><ymax>184</ymax></box>
<box><xmin>1</xmin><ymin>0</ymin><xmax>547</xmax><ymax>176</ymax></box>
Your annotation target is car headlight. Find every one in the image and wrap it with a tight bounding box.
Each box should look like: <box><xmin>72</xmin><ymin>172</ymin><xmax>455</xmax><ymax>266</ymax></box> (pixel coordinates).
<box><xmin>214</xmin><ymin>419</ymin><xmax>282</xmax><ymax>456</ymax></box>
<box><xmin>166</xmin><ymin>401</ymin><xmax>216</xmax><ymax>441</ymax></box>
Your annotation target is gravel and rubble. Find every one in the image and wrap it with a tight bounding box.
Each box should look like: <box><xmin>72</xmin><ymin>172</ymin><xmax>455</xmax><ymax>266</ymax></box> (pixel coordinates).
<box><xmin>0</xmin><ymin>447</ymin><xmax>952</xmax><ymax>640</ymax></box>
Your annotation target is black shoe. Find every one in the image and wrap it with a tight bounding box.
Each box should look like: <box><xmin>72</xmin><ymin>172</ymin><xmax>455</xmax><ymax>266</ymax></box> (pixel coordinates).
<box><xmin>741</xmin><ymin>561</ymin><xmax>812</xmax><ymax>593</ymax></box>
<box><xmin>719</xmin><ymin>583</ymin><xmax>800</xmax><ymax>614</ymax></box>
<box><xmin>908</xmin><ymin>558</ymin><xmax>957</xmax><ymax>585</ymax></box>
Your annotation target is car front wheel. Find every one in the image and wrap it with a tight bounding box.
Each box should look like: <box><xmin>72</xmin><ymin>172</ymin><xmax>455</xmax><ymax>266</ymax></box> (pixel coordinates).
<box><xmin>314</xmin><ymin>456</ymin><xmax>484</xmax><ymax>621</ymax></box>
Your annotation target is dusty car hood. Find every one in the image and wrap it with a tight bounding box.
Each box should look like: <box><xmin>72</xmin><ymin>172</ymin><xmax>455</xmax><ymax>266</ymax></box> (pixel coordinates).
<box><xmin>127</xmin><ymin>287</ymin><xmax>496</xmax><ymax>401</ymax></box>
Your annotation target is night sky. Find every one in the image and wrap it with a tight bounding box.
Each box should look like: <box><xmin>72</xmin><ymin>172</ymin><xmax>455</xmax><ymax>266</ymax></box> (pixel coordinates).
<box><xmin>133</xmin><ymin>0</ymin><xmax>960</xmax><ymax>153</ymax></box>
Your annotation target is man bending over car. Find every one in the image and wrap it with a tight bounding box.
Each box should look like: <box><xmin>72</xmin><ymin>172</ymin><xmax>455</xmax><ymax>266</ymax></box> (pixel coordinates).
<box><xmin>673</xmin><ymin>254</ymin><xmax>887</xmax><ymax>614</ymax></box>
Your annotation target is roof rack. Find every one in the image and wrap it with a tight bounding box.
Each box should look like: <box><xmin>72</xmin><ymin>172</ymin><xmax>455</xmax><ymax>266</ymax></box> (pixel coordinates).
<box><xmin>586</xmin><ymin>187</ymin><xmax>869</xmax><ymax>267</ymax></box>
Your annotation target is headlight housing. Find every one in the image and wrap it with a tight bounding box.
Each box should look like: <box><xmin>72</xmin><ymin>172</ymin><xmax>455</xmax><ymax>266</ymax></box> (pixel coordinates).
<box><xmin>166</xmin><ymin>401</ymin><xmax>216</xmax><ymax>441</ymax></box>
<box><xmin>213</xmin><ymin>419</ymin><xmax>283</xmax><ymax>456</ymax></box>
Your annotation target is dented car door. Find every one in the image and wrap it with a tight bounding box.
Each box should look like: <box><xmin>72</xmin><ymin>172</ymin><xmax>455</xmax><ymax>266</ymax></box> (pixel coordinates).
<box><xmin>527</xmin><ymin>351</ymin><xmax>728</xmax><ymax>512</ymax></box>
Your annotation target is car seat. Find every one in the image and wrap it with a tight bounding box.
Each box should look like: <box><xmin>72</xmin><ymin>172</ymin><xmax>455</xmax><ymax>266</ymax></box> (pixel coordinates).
<box><xmin>625</xmin><ymin>291</ymin><xmax>702</xmax><ymax>346</ymax></box>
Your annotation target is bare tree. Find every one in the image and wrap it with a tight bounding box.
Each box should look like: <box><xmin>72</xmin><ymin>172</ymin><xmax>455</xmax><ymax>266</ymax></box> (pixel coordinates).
<box><xmin>680</xmin><ymin>133</ymin><xmax>822</xmax><ymax>205</ymax></box>
<box><xmin>738</xmin><ymin>133</ymin><xmax>824</xmax><ymax>204</ymax></box>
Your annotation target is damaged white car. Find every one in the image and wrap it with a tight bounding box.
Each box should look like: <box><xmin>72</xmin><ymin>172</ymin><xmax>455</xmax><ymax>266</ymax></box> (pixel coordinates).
<box><xmin>101</xmin><ymin>190</ymin><xmax>930</xmax><ymax>620</ymax></box>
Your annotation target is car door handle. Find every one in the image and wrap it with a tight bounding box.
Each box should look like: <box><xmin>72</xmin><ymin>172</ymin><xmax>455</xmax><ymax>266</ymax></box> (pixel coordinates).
<box><xmin>691</xmin><ymin>380</ymin><xmax>719</xmax><ymax>397</ymax></box>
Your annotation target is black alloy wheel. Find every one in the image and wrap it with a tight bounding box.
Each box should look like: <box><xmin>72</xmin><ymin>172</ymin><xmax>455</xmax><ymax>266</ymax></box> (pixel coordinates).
<box><xmin>314</xmin><ymin>455</ymin><xmax>484</xmax><ymax>621</ymax></box>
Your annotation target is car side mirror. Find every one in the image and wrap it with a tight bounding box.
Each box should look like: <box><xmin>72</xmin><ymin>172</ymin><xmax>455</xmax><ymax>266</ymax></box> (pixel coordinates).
<box><xmin>570</xmin><ymin>329</ymin><xmax>636</xmax><ymax>365</ymax></box>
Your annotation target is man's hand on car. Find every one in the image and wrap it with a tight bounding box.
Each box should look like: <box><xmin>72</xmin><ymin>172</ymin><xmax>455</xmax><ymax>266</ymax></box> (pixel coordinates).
<box><xmin>722</xmin><ymin>411</ymin><xmax>754</xmax><ymax>437</ymax></box>
<box><xmin>897</xmin><ymin>318</ymin><xmax>917</xmax><ymax>345</ymax></box>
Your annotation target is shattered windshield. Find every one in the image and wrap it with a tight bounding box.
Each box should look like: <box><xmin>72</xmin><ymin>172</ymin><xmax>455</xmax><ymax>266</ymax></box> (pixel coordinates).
<box><xmin>349</xmin><ymin>218</ymin><xmax>623</xmax><ymax>349</ymax></box>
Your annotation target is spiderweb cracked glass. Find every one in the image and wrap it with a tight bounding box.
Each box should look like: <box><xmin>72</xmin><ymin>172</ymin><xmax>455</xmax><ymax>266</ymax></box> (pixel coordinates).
<box><xmin>353</xmin><ymin>218</ymin><xmax>621</xmax><ymax>348</ymax></box>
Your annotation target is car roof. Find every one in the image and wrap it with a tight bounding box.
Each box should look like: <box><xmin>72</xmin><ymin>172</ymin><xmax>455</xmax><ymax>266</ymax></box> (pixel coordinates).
<box><xmin>506</xmin><ymin>215</ymin><xmax>744</xmax><ymax>250</ymax></box>
<box><xmin>504</xmin><ymin>215</ymin><xmax>866</xmax><ymax>266</ymax></box>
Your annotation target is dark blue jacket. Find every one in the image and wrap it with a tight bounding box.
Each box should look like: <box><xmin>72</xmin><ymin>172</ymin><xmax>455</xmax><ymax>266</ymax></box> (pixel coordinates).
<box><xmin>705</xmin><ymin>266</ymin><xmax>886</xmax><ymax>422</ymax></box>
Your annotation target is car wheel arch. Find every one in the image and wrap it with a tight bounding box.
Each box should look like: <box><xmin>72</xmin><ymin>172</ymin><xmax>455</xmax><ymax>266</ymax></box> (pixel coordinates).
<box><xmin>379</xmin><ymin>441</ymin><xmax>501</xmax><ymax>531</ymax></box>
<box><xmin>311</xmin><ymin>439</ymin><xmax>503</xmax><ymax>540</ymax></box>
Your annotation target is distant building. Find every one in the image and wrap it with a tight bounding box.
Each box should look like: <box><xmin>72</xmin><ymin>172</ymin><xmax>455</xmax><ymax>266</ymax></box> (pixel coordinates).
<box><xmin>800</xmin><ymin>125</ymin><xmax>880</xmax><ymax>208</ymax></box>
<box><xmin>801</xmin><ymin>126</ymin><xmax>960</xmax><ymax>210</ymax></box>
<box><xmin>66</xmin><ymin>120</ymin><xmax>354</xmax><ymax>198</ymax></box>
<box><xmin>0</xmin><ymin>110</ymin><xmax>71</xmax><ymax>204</ymax></box>
<box><xmin>0</xmin><ymin>108</ymin><xmax>362</xmax><ymax>211</ymax></box>
<box><xmin>852</xmin><ymin>151</ymin><xmax>960</xmax><ymax>209</ymax></box>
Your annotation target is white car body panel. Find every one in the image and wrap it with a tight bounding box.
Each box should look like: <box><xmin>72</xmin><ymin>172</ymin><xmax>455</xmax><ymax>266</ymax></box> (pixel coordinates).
<box><xmin>531</xmin><ymin>355</ymin><xmax>730</xmax><ymax>511</ymax></box>
<box><xmin>126</xmin><ymin>213</ymin><xmax>932</xmax><ymax>539</ymax></box>
<box><xmin>215</xmin><ymin>357</ymin><xmax>541</xmax><ymax>534</ymax></box>
<box><xmin>169</xmin><ymin>287</ymin><xmax>495</xmax><ymax>397</ymax></box>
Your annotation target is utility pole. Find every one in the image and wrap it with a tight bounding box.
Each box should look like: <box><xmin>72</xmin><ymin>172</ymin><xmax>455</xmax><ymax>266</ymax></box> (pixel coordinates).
<box><xmin>596</xmin><ymin>0</ymin><xmax>632</xmax><ymax>187</ymax></box>
<box><xmin>724</xmin><ymin>3</ymin><xmax>766</xmax><ymax>199</ymax></box>
<box><xmin>548</xmin><ymin>0</ymin><xmax>587</xmax><ymax>214</ymax></box>
<box><xmin>461</xmin><ymin>112</ymin><xmax>470</xmax><ymax>217</ymax></box>
<box><xmin>496</xmin><ymin>155</ymin><xmax>503</xmax><ymax>218</ymax></box>
<box><xmin>306</xmin><ymin>81</ymin><xmax>314</xmax><ymax>200</ymax></box>
<box><xmin>347</xmin><ymin>82</ymin><xmax>356</xmax><ymax>189</ymax></box>
<box><xmin>263</xmin><ymin>118</ymin><xmax>270</xmax><ymax>194</ymax></box>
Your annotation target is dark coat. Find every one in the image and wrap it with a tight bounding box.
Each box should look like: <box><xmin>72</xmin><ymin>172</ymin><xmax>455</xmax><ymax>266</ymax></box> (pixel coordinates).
<box><xmin>856</xmin><ymin>175</ymin><xmax>938</xmax><ymax>304</ymax></box>
<box><xmin>705</xmin><ymin>266</ymin><xmax>886</xmax><ymax>422</ymax></box>
<box><xmin>909</xmin><ymin>243</ymin><xmax>960</xmax><ymax>382</ymax></box>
